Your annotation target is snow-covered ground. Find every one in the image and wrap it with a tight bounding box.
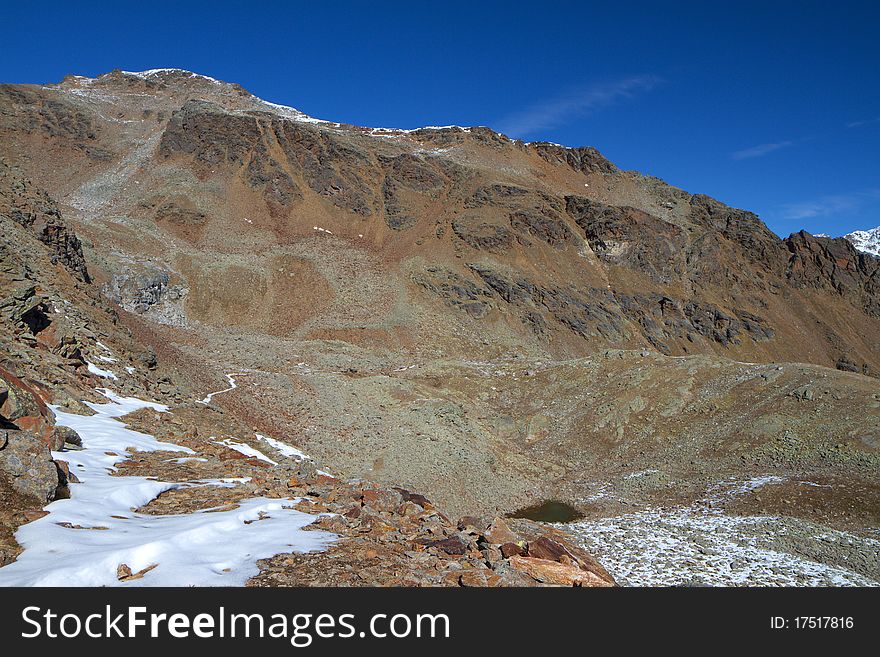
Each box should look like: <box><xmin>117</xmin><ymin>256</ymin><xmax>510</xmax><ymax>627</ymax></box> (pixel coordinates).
<box><xmin>0</xmin><ymin>390</ymin><xmax>334</xmax><ymax>587</ymax></box>
<box><xmin>566</xmin><ymin>476</ymin><xmax>879</xmax><ymax>587</ymax></box>
<box><xmin>845</xmin><ymin>226</ymin><xmax>880</xmax><ymax>257</ymax></box>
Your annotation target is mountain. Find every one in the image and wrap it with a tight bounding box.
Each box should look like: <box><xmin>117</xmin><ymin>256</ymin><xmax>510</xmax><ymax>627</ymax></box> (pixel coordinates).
<box><xmin>1</xmin><ymin>69</ymin><xmax>878</xmax><ymax>586</ymax></box>
<box><xmin>845</xmin><ymin>226</ymin><xmax>880</xmax><ymax>257</ymax></box>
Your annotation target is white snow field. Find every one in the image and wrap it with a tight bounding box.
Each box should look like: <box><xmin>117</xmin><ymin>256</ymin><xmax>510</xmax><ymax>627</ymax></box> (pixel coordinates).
<box><xmin>567</xmin><ymin>476</ymin><xmax>880</xmax><ymax>587</ymax></box>
<box><xmin>845</xmin><ymin>226</ymin><xmax>880</xmax><ymax>257</ymax></box>
<box><xmin>0</xmin><ymin>390</ymin><xmax>334</xmax><ymax>587</ymax></box>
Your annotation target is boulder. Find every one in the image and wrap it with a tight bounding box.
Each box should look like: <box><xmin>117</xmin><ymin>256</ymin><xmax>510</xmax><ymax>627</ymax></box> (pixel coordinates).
<box><xmin>424</xmin><ymin>534</ymin><xmax>469</xmax><ymax>556</ymax></box>
<box><xmin>50</xmin><ymin>425</ymin><xmax>82</xmax><ymax>451</ymax></box>
<box><xmin>508</xmin><ymin>555</ymin><xmax>615</xmax><ymax>587</ymax></box>
<box><xmin>0</xmin><ymin>429</ymin><xmax>61</xmax><ymax>502</ymax></box>
<box><xmin>485</xmin><ymin>516</ymin><xmax>521</xmax><ymax>545</ymax></box>
<box><xmin>457</xmin><ymin>515</ymin><xmax>482</xmax><ymax>531</ymax></box>
<box><xmin>392</xmin><ymin>486</ymin><xmax>432</xmax><ymax>509</ymax></box>
<box><xmin>0</xmin><ymin>367</ymin><xmax>54</xmax><ymax>446</ymax></box>
<box><xmin>526</xmin><ymin>536</ymin><xmax>572</xmax><ymax>562</ymax></box>
<box><xmin>360</xmin><ymin>487</ymin><xmax>404</xmax><ymax>513</ymax></box>
<box><xmin>500</xmin><ymin>542</ymin><xmax>527</xmax><ymax>558</ymax></box>
<box><xmin>527</xmin><ymin>528</ymin><xmax>617</xmax><ymax>585</ymax></box>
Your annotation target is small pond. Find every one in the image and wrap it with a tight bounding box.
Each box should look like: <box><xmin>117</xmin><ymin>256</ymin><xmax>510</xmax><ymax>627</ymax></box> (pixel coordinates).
<box><xmin>507</xmin><ymin>500</ymin><xmax>584</xmax><ymax>523</ymax></box>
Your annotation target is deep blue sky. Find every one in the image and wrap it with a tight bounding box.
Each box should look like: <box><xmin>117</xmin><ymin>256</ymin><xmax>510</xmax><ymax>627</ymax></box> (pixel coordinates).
<box><xmin>3</xmin><ymin>1</ymin><xmax>878</xmax><ymax>237</ymax></box>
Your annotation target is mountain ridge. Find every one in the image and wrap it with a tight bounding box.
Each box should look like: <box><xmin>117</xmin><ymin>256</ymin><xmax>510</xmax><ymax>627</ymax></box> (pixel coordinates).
<box><xmin>1</xmin><ymin>69</ymin><xmax>878</xmax><ymax>586</ymax></box>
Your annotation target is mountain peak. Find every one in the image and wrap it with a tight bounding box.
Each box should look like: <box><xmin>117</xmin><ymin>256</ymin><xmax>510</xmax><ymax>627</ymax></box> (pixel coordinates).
<box><xmin>845</xmin><ymin>226</ymin><xmax>880</xmax><ymax>257</ymax></box>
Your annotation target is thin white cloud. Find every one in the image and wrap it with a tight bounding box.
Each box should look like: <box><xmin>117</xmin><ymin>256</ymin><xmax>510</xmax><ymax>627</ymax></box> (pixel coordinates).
<box><xmin>846</xmin><ymin>116</ymin><xmax>880</xmax><ymax>128</ymax></box>
<box><xmin>778</xmin><ymin>189</ymin><xmax>880</xmax><ymax>220</ymax></box>
<box><xmin>731</xmin><ymin>140</ymin><xmax>796</xmax><ymax>160</ymax></box>
<box><xmin>496</xmin><ymin>75</ymin><xmax>662</xmax><ymax>138</ymax></box>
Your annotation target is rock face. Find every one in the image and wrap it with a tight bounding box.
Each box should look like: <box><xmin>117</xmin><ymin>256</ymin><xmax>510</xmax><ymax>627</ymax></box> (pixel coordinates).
<box><xmin>1</xmin><ymin>69</ymin><xmax>877</xmax><ymax>373</ymax></box>
<box><xmin>0</xmin><ymin>160</ymin><xmax>89</xmax><ymax>282</ymax></box>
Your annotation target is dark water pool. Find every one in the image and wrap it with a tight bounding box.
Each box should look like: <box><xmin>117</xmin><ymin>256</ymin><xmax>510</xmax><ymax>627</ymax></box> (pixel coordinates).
<box><xmin>507</xmin><ymin>500</ymin><xmax>584</xmax><ymax>523</ymax></box>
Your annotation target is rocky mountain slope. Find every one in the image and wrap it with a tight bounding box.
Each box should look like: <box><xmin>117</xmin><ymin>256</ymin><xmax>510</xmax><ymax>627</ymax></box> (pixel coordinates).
<box><xmin>0</xmin><ymin>158</ymin><xmax>612</xmax><ymax>586</ymax></box>
<box><xmin>0</xmin><ymin>69</ymin><xmax>878</xmax><ymax>586</ymax></box>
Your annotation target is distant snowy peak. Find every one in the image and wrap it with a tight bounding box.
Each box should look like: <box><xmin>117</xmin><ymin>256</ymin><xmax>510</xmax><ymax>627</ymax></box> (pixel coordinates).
<box><xmin>844</xmin><ymin>226</ymin><xmax>880</xmax><ymax>257</ymax></box>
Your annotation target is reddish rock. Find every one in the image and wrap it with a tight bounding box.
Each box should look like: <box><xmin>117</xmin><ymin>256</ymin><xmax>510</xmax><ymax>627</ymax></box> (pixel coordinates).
<box><xmin>500</xmin><ymin>542</ymin><xmax>527</xmax><ymax>558</ymax></box>
<box><xmin>0</xmin><ymin>367</ymin><xmax>55</xmax><ymax>447</ymax></box>
<box><xmin>361</xmin><ymin>488</ymin><xmax>404</xmax><ymax>512</ymax></box>
<box><xmin>532</xmin><ymin>527</ymin><xmax>617</xmax><ymax>584</ymax></box>
<box><xmin>508</xmin><ymin>555</ymin><xmax>615</xmax><ymax>587</ymax></box>
<box><xmin>425</xmin><ymin>534</ymin><xmax>469</xmax><ymax>555</ymax></box>
<box><xmin>459</xmin><ymin>568</ymin><xmax>501</xmax><ymax>587</ymax></box>
<box><xmin>526</xmin><ymin>536</ymin><xmax>571</xmax><ymax>562</ymax></box>
<box><xmin>397</xmin><ymin>501</ymin><xmax>424</xmax><ymax>517</ymax></box>
<box><xmin>392</xmin><ymin>487</ymin><xmax>432</xmax><ymax>509</ymax></box>
<box><xmin>485</xmin><ymin>517</ymin><xmax>521</xmax><ymax>545</ymax></box>
<box><xmin>457</xmin><ymin>515</ymin><xmax>482</xmax><ymax>530</ymax></box>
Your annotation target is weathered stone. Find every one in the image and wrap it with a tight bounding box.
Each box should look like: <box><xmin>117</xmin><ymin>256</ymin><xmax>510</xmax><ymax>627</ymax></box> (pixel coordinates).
<box><xmin>424</xmin><ymin>534</ymin><xmax>469</xmax><ymax>556</ymax></box>
<box><xmin>508</xmin><ymin>555</ymin><xmax>614</xmax><ymax>587</ymax></box>
<box><xmin>457</xmin><ymin>515</ymin><xmax>482</xmax><ymax>530</ymax></box>
<box><xmin>500</xmin><ymin>541</ymin><xmax>527</xmax><ymax>558</ymax></box>
<box><xmin>392</xmin><ymin>486</ymin><xmax>432</xmax><ymax>508</ymax></box>
<box><xmin>485</xmin><ymin>517</ymin><xmax>521</xmax><ymax>545</ymax></box>
<box><xmin>459</xmin><ymin>568</ymin><xmax>501</xmax><ymax>587</ymax></box>
<box><xmin>0</xmin><ymin>368</ymin><xmax>54</xmax><ymax>446</ymax></box>
<box><xmin>526</xmin><ymin>536</ymin><xmax>571</xmax><ymax>562</ymax></box>
<box><xmin>0</xmin><ymin>430</ymin><xmax>60</xmax><ymax>502</ymax></box>
<box><xmin>361</xmin><ymin>487</ymin><xmax>404</xmax><ymax>512</ymax></box>
<box><xmin>50</xmin><ymin>425</ymin><xmax>82</xmax><ymax>451</ymax></box>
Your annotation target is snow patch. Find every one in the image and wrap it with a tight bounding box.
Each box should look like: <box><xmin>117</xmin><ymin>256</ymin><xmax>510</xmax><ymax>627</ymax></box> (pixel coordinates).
<box><xmin>256</xmin><ymin>433</ymin><xmax>308</xmax><ymax>460</ymax></box>
<box><xmin>197</xmin><ymin>373</ymin><xmax>239</xmax><ymax>405</ymax></box>
<box><xmin>86</xmin><ymin>361</ymin><xmax>118</xmax><ymax>380</ymax></box>
<box><xmin>0</xmin><ymin>391</ymin><xmax>333</xmax><ymax>587</ymax></box>
<box><xmin>214</xmin><ymin>438</ymin><xmax>277</xmax><ymax>465</ymax></box>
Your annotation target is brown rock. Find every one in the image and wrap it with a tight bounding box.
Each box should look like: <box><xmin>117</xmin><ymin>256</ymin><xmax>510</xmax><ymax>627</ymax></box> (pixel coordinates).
<box><xmin>457</xmin><ymin>515</ymin><xmax>482</xmax><ymax>530</ymax></box>
<box><xmin>533</xmin><ymin>528</ymin><xmax>617</xmax><ymax>584</ymax></box>
<box><xmin>425</xmin><ymin>534</ymin><xmax>469</xmax><ymax>555</ymax></box>
<box><xmin>459</xmin><ymin>568</ymin><xmax>501</xmax><ymax>587</ymax></box>
<box><xmin>397</xmin><ymin>501</ymin><xmax>424</xmax><ymax>517</ymax></box>
<box><xmin>490</xmin><ymin>561</ymin><xmax>542</xmax><ymax>586</ymax></box>
<box><xmin>508</xmin><ymin>555</ymin><xmax>615</xmax><ymax>587</ymax></box>
<box><xmin>526</xmin><ymin>536</ymin><xmax>571</xmax><ymax>562</ymax></box>
<box><xmin>392</xmin><ymin>487</ymin><xmax>432</xmax><ymax>509</ymax></box>
<box><xmin>360</xmin><ymin>488</ymin><xmax>404</xmax><ymax>513</ymax></box>
<box><xmin>485</xmin><ymin>517</ymin><xmax>521</xmax><ymax>545</ymax></box>
<box><xmin>500</xmin><ymin>542</ymin><xmax>527</xmax><ymax>558</ymax></box>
